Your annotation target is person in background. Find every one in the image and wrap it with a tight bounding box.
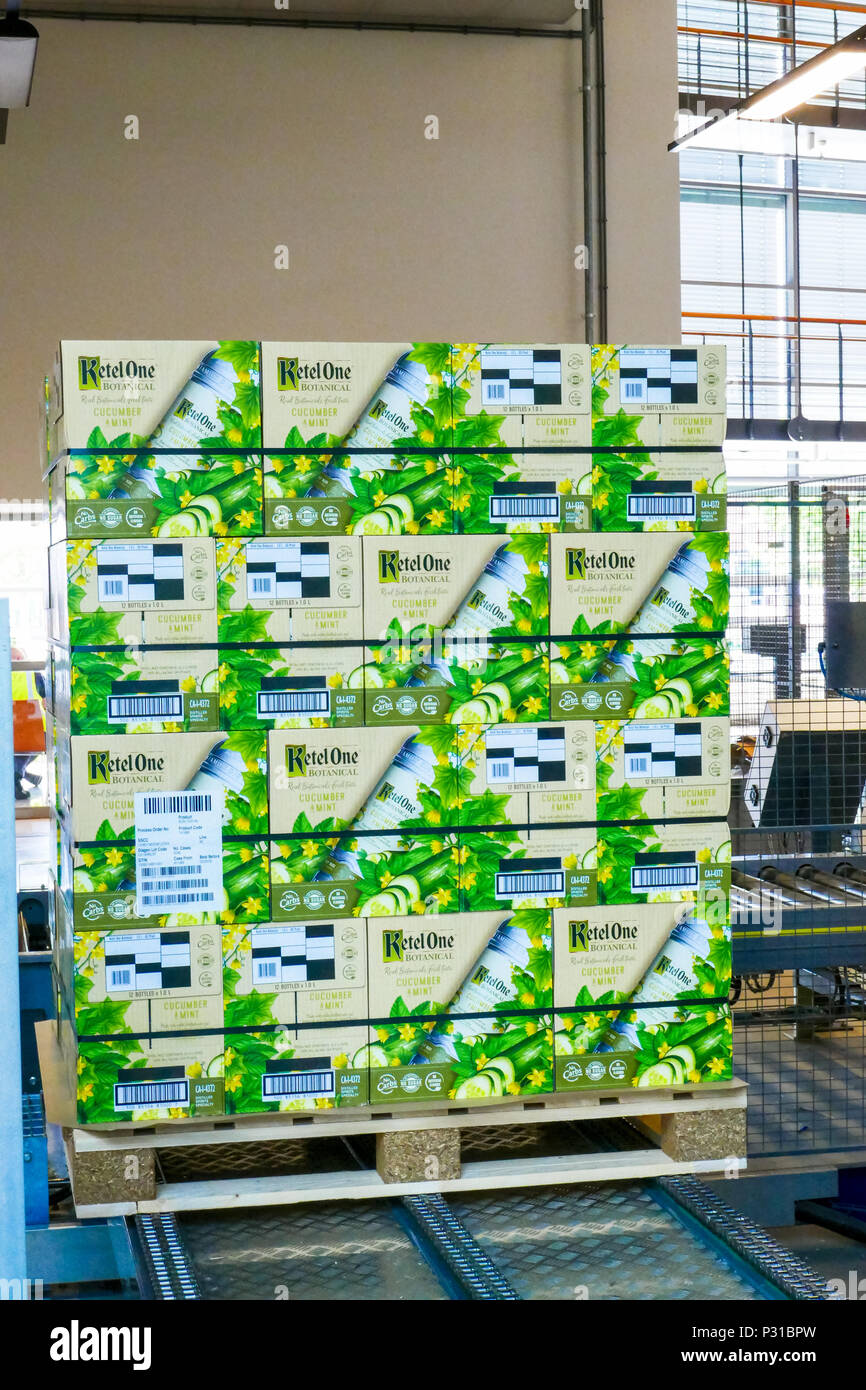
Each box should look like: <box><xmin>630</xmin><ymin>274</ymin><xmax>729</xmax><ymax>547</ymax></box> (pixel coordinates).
<box><xmin>12</xmin><ymin>645</ymin><xmax>46</xmax><ymax>801</ymax></box>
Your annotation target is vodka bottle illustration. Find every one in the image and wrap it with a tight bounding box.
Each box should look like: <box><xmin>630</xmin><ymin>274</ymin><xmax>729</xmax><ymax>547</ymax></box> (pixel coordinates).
<box><xmin>416</xmin><ymin>919</ymin><xmax>548</xmax><ymax>1060</ymax></box>
<box><xmin>310</xmin><ymin>352</ymin><xmax>431</xmax><ymax>496</ymax></box>
<box><xmin>318</xmin><ymin>734</ymin><xmax>442</xmax><ymax>878</ymax></box>
<box><xmin>186</xmin><ymin>739</ymin><xmax>248</xmax><ymax>825</ymax></box>
<box><xmin>598</xmin><ymin>914</ymin><xmax>714</xmax><ymax>1052</ymax></box>
<box><xmin>148</xmin><ymin>349</ymin><xmax>240</xmax><ymax>451</ymax></box>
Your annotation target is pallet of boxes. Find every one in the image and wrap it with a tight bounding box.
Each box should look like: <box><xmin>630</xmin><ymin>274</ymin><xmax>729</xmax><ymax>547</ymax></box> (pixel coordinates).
<box><xmin>42</xmin><ymin>339</ymin><xmax>744</xmax><ymax>1211</ymax></box>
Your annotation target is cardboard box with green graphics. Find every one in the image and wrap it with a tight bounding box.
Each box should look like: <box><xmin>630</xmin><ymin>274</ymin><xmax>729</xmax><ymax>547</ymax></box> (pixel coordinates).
<box><xmin>222</xmin><ymin>919</ymin><xmax>369</xmax><ymax>1112</ymax></box>
<box><xmin>49</xmin><ymin>538</ymin><xmax>219</xmax><ymax>648</ymax></box>
<box><xmin>60</xmin><ymin>731</ymin><xmax>269</xmax><ymax>928</ymax></box>
<box><xmin>550</xmin><ymin>636</ymin><xmax>730</xmax><ymax>722</ymax></box>
<box><xmin>61</xmin><ymin>919</ymin><xmax>225</xmax><ymax>1123</ymax></box>
<box><xmin>49</xmin><ymin>450</ymin><xmax>263</xmax><ymax>542</ymax></box>
<box><xmin>365</xmin><ymin>909</ymin><xmax>553</xmax><ymax>1106</ymax></box>
<box><xmin>216</xmin><ymin>537</ymin><xmax>362</xmax><ymax>644</ymax></box>
<box><xmin>551</xmin><ymin>903</ymin><xmax>732</xmax><ymax>1092</ymax></box>
<box><xmin>455</xmin><ymin>716</ymin><xmax>731</xmax><ymax>824</ymax></box>
<box><xmin>452</xmin><ymin>343</ymin><xmax>592</xmax><ymax>534</ymax></box>
<box><xmin>547</xmin><ymin>532</ymin><xmax>729</xmax><ymax>688</ymax></box>
<box><xmin>358</xmin><ymin>532</ymin><xmax>550</xmax><ymax>725</ymax></box>
<box><xmin>591</xmin><ymin>344</ymin><xmax>727</xmax><ymax>532</ymax></box>
<box><xmin>218</xmin><ymin>645</ymin><xmax>364</xmax><ymax>730</ymax></box>
<box><xmin>47</xmin><ymin>340</ymin><xmax>262</xmax><ymax>463</ymax></box>
<box><xmin>261</xmin><ymin>342</ymin><xmax>453</xmax><ymax>537</ymax></box>
<box><xmin>54</xmin><ymin>644</ymin><xmax>220</xmax><ymax>735</ymax></box>
<box><xmin>268</xmin><ymin>724</ymin><xmax>461</xmax><ymax>920</ymax></box>
<box><xmin>596</xmin><ymin>820</ymin><xmax>731</xmax><ymax>907</ymax></box>
<box><xmin>459</xmin><ymin>827</ymin><xmax>598</xmax><ymax>913</ymax></box>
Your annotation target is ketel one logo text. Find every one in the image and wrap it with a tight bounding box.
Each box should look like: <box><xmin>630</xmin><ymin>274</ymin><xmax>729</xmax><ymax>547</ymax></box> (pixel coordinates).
<box><xmin>285</xmin><ymin>744</ymin><xmax>359</xmax><ymax>777</ymax></box>
<box><xmin>77</xmin><ymin>357</ymin><xmax>156</xmax><ymax>391</ymax></box>
<box><xmin>381</xmin><ymin>928</ymin><xmax>455</xmax><ymax>962</ymax></box>
<box><xmin>569</xmin><ymin>919</ymin><xmax>638</xmax><ymax>951</ymax></box>
<box><xmin>378</xmin><ymin>550</ymin><xmax>451</xmax><ymax>583</ymax></box>
<box><xmin>87</xmin><ymin>750</ymin><xmax>165</xmax><ymax>784</ymax></box>
<box><xmin>566</xmin><ymin>548</ymin><xmax>636</xmax><ymax>579</ymax></box>
<box><xmin>276</xmin><ymin>357</ymin><xmax>352</xmax><ymax>390</ymax></box>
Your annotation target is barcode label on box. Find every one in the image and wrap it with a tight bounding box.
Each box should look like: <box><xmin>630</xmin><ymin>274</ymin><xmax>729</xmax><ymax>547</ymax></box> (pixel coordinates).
<box><xmin>134</xmin><ymin>786</ymin><xmax>223</xmax><ymax>916</ymax></box>
<box><xmin>108</xmin><ymin>694</ymin><xmax>184</xmax><ymax>722</ymax></box>
<box><xmin>489</xmin><ymin>495</ymin><xmax>560</xmax><ymax>520</ymax></box>
<box><xmin>256</xmin><ymin>690</ymin><xmax>330</xmax><ymax>717</ymax></box>
<box><xmin>262</xmin><ymin>1070</ymin><xmax>336</xmax><ymax>1099</ymax></box>
<box><xmin>494</xmin><ymin>867</ymin><xmax>565</xmax><ymax>899</ymax></box>
<box><xmin>627</xmin><ymin>494</ymin><xmax>696</xmax><ymax>519</ymax></box>
<box><xmin>631</xmin><ymin>863</ymin><xmax>699</xmax><ymax>891</ymax></box>
<box><xmin>114</xmin><ymin>1079</ymin><xmax>189</xmax><ymax>1109</ymax></box>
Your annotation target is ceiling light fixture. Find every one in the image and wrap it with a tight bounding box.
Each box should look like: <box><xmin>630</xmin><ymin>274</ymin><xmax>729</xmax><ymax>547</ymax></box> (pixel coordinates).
<box><xmin>670</xmin><ymin>22</ymin><xmax>866</xmax><ymax>154</ymax></box>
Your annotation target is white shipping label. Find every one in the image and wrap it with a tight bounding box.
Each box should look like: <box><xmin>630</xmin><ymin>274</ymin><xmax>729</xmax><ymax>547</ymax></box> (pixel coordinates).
<box><xmin>134</xmin><ymin>789</ymin><xmax>224</xmax><ymax>915</ymax></box>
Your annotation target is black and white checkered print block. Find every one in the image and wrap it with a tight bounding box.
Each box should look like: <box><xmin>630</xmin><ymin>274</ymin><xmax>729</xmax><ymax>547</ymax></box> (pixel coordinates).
<box><xmin>480</xmin><ymin>348</ymin><xmax>562</xmax><ymax>407</ymax></box>
<box><xmin>251</xmin><ymin>924</ymin><xmax>336</xmax><ymax>985</ymax></box>
<box><xmin>104</xmin><ymin>931</ymin><xmax>192</xmax><ymax>993</ymax></box>
<box><xmin>484</xmin><ymin>726</ymin><xmax>567</xmax><ymax>785</ymax></box>
<box><xmin>97</xmin><ymin>542</ymin><xmax>185</xmax><ymax>604</ymax></box>
<box><xmin>623</xmin><ymin>721</ymin><xmax>704</xmax><ymax>780</ymax></box>
<box><xmin>619</xmin><ymin>348</ymin><xmax>699</xmax><ymax>406</ymax></box>
<box><xmin>246</xmin><ymin>541</ymin><xmax>331</xmax><ymax>601</ymax></box>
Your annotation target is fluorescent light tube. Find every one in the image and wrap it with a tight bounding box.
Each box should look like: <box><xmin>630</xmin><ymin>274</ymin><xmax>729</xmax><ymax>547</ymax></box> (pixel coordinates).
<box><xmin>0</xmin><ymin>15</ymin><xmax>38</xmax><ymax>109</ymax></box>
<box><xmin>741</xmin><ymin>24</ymin><xmax>866</xmax><ymax>122</ymax></box>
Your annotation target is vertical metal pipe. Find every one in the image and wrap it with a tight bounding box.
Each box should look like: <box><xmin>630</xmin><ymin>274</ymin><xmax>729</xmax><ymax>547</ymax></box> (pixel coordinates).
<box><xmin>789</xmin><ymin>478</ymin><xmax>802</xmax><ymax>699</ymax></box>
<box><xmin>581</xmin><ymin>0</ymin><xmax>607</xmax><ymax>344</ymax></box>
<box><xmin>0</xmin><ymin>600</ymin><xmax>26</xmax><ymax>1285</ymax></box>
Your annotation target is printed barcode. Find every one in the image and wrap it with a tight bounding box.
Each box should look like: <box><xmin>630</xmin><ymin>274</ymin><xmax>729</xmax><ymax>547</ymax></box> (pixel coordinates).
<box><xmin>495</xmin><ymin>871</ymin><xmax>565</xmax><ymax>896</ymax></box>
<box><xmin>108</xmin><ymin>695</ymin><xmax>184</xmax><ymax>720</ymax></box>
<box><xmin>488</xmin><ymin>760</ymin><xmax>512</xmax><ymax>782</ymax></box>
<box><xmin>143</xmin><ymin>878</ymin><xmax>208</xmax><ymax>892</ymax></box>
<box><xmin>107</xmin><ymin>968</ymin><xmax>132</xmax><ymax>989</ymax></box>
<box><xmin>490</xmin><ymin>496</ymin><xmax>559</xmax><ymax>519</ymax></box>
<box><xmin>257</xmin><ymin>691</ymin><xmax>330</xmax><ymax>716</ymax></box>
<box><xmin>623</xmin><ymin>382</ymin><xmax>644</xmax><ymax>398</ymax></box>
<box><xmin>140</xmin><ymin>794</ymin><xmax>213</xmax><ymax>816</ymax></box>
<box><xmin>631</xmin><ymin>866</ymin><xmax>699</xmax><ymax>889</ymax></box>
<box><xmin>102</xmin><ymin>579</ymin><xmax>124</xmax><ymax>596</ymax></box>
<box><xmin>251</xmin><ymin>576</ymin><xmax>274</xmax><ymax>594</ymax></box>
<box><xmin>628</xmin><ymin>495</ymin><xmax>696</xmax><ymax>518</ymax></box>
<box><xmin>254</xmin><ymin>960</ymin><xmax>278</xmax><ymax>980</ymax></box>
<box><xmin>625</xmin><ymin>755</ymin><xmax>650</xmax><ymax>776</ymax></box>
<box><xmin>114</xmin><ymin>1082</ymin><xmax>189</xmax><ymax>1107</ymax></box>
<box><xmin>485</xmin><ymin>383</ymin><xmax>507</xmax><ymax>400</ymax></box>
<box><xmin>140</xmin><ymin>891</ymin><xmax>216</xmax><ymax>906</ymax></box>
<box><xmin>262</xmin><ymin>1072</ymin><xmax>336</xmax><ymax>1098</ymax></box>
<box><xmin>140</xmin><ymin>864</ymin><xmax>203</xmax><ymax>878</ymax></box>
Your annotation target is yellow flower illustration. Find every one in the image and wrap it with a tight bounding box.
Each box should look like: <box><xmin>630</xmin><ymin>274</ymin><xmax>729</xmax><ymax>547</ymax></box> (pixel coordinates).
<box><xmin>527</xmin><ymin>1068</ymin><xmax>546</xmax><ymax>1088</ymax></box>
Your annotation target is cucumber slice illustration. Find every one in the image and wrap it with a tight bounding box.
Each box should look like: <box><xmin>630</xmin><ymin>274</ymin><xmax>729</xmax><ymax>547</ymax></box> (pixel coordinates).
<box><xmin>157</xmin><ymin>510</ymin><xmax>201</xmax><ymax>538</ymax></box>
<box><xmin>200</xmin><ymin>668</ymin><xmax>219</xmax><ymax>694</ymax></box>
<box><xmin>386</xmin><ymin>494</ymin><xmax>415</xmax><ymax>523</ymax></box>
<box><xmin>553</xmin><ymin>1031</ymin><xmax>575</xmax><ymax>1056</ymax></box>
<box><xmin>164</xmin><ymin>911</ymin><xmax>217</xmax><ymax>926</ymax></box>
<box><xmin>711</xmin><ymin>472</ymin><xmax>727</xmax><ymax>495</ymax></box>
<box><xmin>633</xmin><ymin>693</ymin><xmax>675</xmax><ymax>719</ymax></box>
<box><xmin>73</xmin><ymin>870</ymin><xmax>95</xmax><ymax>892</ymax></box>
<box><xmin>636</xmin><ymin>1060</ymin><xmax>678</xmax><ymax>1087</ymax></box>
<box><xmin>665</xmin><ymin>1044</ymin><xmax>697</xmax><ymax>1074</ymax></box>
<box><xmin>661</xmin><ymin>677</ymin><xmax>694</xmax><ymax>706</ymax></box>
<box><xmin>352</xmin><ymin>1043</ymin><xmax>389</xmax><ymax>1068</ymax></box>
<box><xmin>363</xmin><ymin>889</ymin><xmax>404</xmax><ymax>916</ymax></box>
<box><xmin>450</xmin><ymin>698</ymin><xmax>492</xmax><ymax>725</ymax></box>
<box><xmin>270</xmin><ymin>860</ymin><xmax>293</xmax><ymax>884</ymax></box>
<box><xmin>475</xmin><ymin>1068</ymin><xmax>505</xmax><ymax>1096</ymax></box>
<box><xmin>354</xmin><ymin>510</ymin><xmax>396</xmax><ymax>536</ymax></box>
<box><xmin>67</xmin><ymin>477</ymin><xmax>88</xmax><ymax>500</ymax></box>
<box><xmin>192</xmin><ymin>495</ymin><xmax>223</xmax><ymax>524</ymax></box>
<box><xmin>264</xmin><ymin>474</ymin><xmax>284</xmax><ymax>498</ymax></box>
<box><xmin>453</xmin><ymin>1072</ymin><xmax>497</xmax><ymax>1100</ymax></box>
<box><xmin>484</xmin><ymin>1055</ymin><xmax>517</xmax><ymax>1086</ymax></box>
<box><xmin>549</xmin><ymin>661</ymin><xmax>571</xmax><ymax>684</ymax></box>
<box><xmin>483</xmin><ymin>681</ymin><xmax>512</xmax><ymax>713</ymax></box>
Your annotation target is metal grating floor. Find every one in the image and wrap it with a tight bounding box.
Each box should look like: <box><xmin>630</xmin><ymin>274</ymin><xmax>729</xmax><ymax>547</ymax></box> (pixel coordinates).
<box><xmin>179</xmin><ymin>1203</ymin><xmax>449</xmax><ymax>1301</ymax></box>
<box><xmin>448</xmin><ymin>1184</ymin><xmax>763</xmax><ymax>1301</ymax></box>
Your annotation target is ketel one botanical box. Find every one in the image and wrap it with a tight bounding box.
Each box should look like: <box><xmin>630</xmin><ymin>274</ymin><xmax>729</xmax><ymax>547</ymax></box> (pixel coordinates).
<box><xmin>216</xmin><ymin>537</ymin><xmax>362</xmax><ymax>644</ymax></box>
<box><xmin>61</xmin><ymin>731</ymin><xmax>269</xmax><ymax>928</ymax></box>
<box><xmin>268</xmin><ymin>725</ymin><xmax>461</xmax><ymax>920</ymax></box>
<box><xmin>217</xmin><ymin>645</ymin><xmax>364</xmax><ymax>730</ymax></box>
<box><xmin>595</xmin><ymin>820</ymin><xmax>731</xmax><ymax>909</ymax></box>
<box><xmin>456</xmin><ymin>716</ymin><xmax>731</xmax><ymax>824</ymax></box>
<box><xmin>551</xmin><ymin>904</ymin><xmax>732</xmax><ymax>1092</ymax></box>
<box><xmin>49</xmin><ymin>538</ymin><xmax>218</xmax><ymax>648</ymax></box>
<box><xmin>49</xmin><ymin>450</ymin><xmax>263</xmax><ymax>542</ymax></box>
<box><xmin>65</xmin><ymin>921</ymin><xmax>225</xmax><ymax>1123</ymax></box>
<box><xmin>55</xmin><ymin>644</ymin><xmax>219</xmax><ymax>735</ymax></box>
<box><xmin>550</xmin><ymin>635</ymin><xmax>729</xmax><ymax>723</ymax></box>
<box><xmin>47</xmin><ymin>340</ymin><xmax>262</xmax><ymax>462</ymax></box>
<box><xmin>460</xmin><ymin>827</ymin><xmax>598</xmax><ymax>913</ymax></box>
<box><xmin>222</xmin><ymin>919</ymin><xmax>369</xmax><ymax>1112</ymax></box>
<box><xmin>262</xmin><ymin>342</ymin><xmax>452</xmax><ymax>536</ymax></box>
<box><xmin>548</xmin><ymin>533</ymin><xmax>729</xmax><ymax>677</ymax></box>
<box><xmin>591</xmin><ymin>344</ymin><xmax>727</xmax><ymax>532</ymax></box>
<box><xmin>361</xmin><ymin>534</ymin><xmax>550</xmax><ymax>642</ymax></box>
<box><xmin>365</xmin><ymin>908</ymin><xmax>553</xmax><ymax>1105</ymax></box>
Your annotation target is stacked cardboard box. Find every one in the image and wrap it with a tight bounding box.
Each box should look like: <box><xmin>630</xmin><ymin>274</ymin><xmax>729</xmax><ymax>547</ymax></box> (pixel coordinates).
<box><xmin>46</xmin><ymin>340</ymin><xmax>732</xmax><ymax>1123</ymax></box>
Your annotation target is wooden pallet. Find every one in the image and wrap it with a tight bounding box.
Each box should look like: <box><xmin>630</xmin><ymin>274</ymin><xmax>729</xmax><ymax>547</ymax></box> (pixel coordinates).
<box><xmin>36</xmin><ymin>1022</ymin><xmax>748</xmax><ymax>1218</ymax></box>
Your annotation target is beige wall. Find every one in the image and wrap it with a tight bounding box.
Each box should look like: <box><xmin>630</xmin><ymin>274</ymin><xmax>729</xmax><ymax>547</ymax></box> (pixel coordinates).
<box><xmin>0</xmin><ymin>5</ymin><xmax>681</xmax><ymax>496</ymax></box>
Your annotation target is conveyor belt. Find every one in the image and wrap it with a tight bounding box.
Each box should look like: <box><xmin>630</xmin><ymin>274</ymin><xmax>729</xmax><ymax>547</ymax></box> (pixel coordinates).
<box><xmin>124</xmin><ymin>1123</ymin><xmax>834</xmax><ymax>1303</ymax></box>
